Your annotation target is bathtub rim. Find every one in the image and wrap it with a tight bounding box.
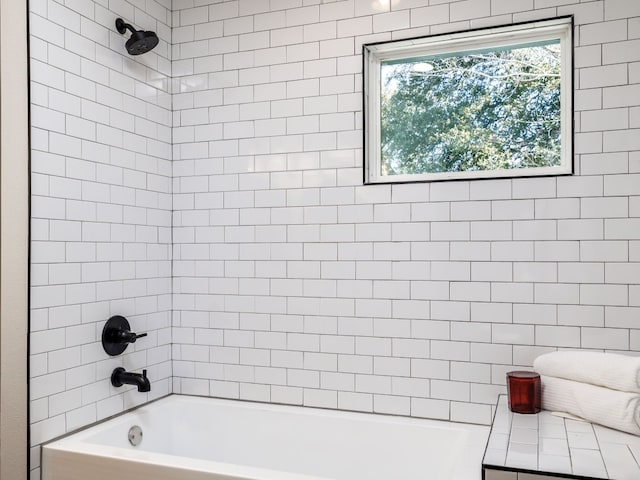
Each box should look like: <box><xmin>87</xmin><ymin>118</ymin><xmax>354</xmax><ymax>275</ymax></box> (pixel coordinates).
<box><xmin>40</xmin><ymin>392</ymin><xmax>171</xmax><ymax>448</ymax></box>
<box><xmin>42</xmin><ymin>392</ymin><xmax>490</xmax><ymax>448</ymax></box>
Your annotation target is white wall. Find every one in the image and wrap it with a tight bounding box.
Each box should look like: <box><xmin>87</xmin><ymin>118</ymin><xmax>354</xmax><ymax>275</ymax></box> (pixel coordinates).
<box><xmin>171</xmin><ymin>0</ymin><xmax>640</xmax><ymax>424</ymax></box>
<box><xmin>29</xmin><ymin>0</ymin><xmax>172</xmax><ymax>477</ymax></box>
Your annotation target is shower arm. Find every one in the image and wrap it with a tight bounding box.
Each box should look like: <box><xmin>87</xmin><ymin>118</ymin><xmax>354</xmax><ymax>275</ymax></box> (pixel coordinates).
<box><xmin>115</xmin><ymin>18</ymin><xmax>136</xmax><ymax>35</ymax></box>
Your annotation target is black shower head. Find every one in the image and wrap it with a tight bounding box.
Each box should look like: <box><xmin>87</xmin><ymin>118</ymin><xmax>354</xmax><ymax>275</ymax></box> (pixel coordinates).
<box><xmin>115</xmin><ymin>18</ymin><xmax>159</xmax><ymax>56</ymax></box>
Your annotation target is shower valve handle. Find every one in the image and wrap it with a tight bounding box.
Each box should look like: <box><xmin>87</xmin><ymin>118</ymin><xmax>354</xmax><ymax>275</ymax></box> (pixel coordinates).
<box><xmin>118</xmin><ymin>331</ymin><xmax>148</xmax><ymax>344</ymax></box>
<box><xmin>102</xmin><ymin>315</ymin><xmax>147</xmax><ymax>356</ymax></box>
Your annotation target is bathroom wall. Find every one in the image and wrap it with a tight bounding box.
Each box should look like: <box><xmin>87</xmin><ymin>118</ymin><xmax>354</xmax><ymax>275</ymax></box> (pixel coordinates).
<box><xmin>171</xmin><ymin>0</ymin><xmax>640</xmax><ymax>424</ymax></box>
<box><xmin>29</xmin><ymin>0</ymin><xmax>172</xmax><ymax>476</ymax></box>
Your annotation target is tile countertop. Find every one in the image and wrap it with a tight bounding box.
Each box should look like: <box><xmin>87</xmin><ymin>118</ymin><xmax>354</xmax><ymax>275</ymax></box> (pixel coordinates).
<box><xmin>483</xmin><ymin>395</ymin><xmax>640</xmax><ymax>480</ymax></box>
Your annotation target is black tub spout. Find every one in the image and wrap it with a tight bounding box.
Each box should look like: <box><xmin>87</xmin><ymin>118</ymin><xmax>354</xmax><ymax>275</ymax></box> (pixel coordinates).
<box><xmin>111</xmin><ymin>367</ymin><xmax>151</xmax><ymax>392</ymax></box>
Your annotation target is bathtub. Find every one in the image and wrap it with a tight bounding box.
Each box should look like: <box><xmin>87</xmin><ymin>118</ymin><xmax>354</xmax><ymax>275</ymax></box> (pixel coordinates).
<box><xmin>42</xmin><ymin>395</ymin><xmax>489</xmax><ymax>480</ymax></box>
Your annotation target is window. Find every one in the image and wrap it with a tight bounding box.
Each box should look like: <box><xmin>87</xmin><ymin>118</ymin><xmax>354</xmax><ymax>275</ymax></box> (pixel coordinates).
<box><xmin>363</xmin><ymin>17</ymin><xmax>573</xmax><ymax>184</ymax></box>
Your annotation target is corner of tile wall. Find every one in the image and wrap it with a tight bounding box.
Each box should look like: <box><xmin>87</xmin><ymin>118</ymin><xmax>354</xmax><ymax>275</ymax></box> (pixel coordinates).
<box><xmin>29</xmin><ymin>0</ymin><xmax>174</xmax><ymax>475</ymax></box>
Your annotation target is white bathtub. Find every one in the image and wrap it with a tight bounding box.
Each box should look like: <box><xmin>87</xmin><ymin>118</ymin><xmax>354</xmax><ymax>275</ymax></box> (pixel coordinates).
<box><xmin>42</xmin><ymin>395</ymin><xmax>489</xmax><ymax>480</ymax></box>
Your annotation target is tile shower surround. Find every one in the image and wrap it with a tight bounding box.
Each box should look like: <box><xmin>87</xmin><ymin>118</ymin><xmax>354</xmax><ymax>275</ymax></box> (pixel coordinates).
<box><xmin>29</xmin><ymin>0</ymin><xmax>172</xmax><ymax>477</ymax></box>
<box><xmin>30</xmin><ymin>0</ymin><xmax>640</xmax><ymax>477</ymax></box>
<box><xmin>171</xmin><ymin>0</ymin><xmax>640</xmax><ymax>422</ymax></box>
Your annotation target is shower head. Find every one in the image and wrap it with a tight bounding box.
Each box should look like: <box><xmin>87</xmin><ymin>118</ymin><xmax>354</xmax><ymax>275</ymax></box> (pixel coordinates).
<box><xmin>115</xmin><ymin>18</ymin><xmax>159</xmax><ymax>56</ymax></box>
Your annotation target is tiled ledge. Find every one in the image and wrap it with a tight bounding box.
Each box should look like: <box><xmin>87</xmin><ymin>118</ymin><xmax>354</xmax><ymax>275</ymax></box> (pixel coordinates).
<box><xmin>482</xmin><ymin>396</ymin><xmax>640</xmax><ymax>480</ymax></box>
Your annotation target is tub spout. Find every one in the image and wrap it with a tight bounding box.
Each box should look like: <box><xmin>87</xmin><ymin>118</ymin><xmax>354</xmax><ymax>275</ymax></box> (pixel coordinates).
<box><xmin>111</xmin><ymin>367</ymin><xmax>151</xmax><ymax>392</ymax></box>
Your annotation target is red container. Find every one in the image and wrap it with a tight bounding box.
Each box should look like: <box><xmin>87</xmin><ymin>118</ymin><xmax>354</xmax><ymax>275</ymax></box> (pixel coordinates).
<box><xmin>506</xmin><ymin>371</ymin><xmax>541</xmax><ymax>414</ymax></box>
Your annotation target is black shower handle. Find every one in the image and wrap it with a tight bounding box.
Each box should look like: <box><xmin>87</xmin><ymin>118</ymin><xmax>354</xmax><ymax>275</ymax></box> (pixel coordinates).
<box><xmin>117</xmin><ymin>331</ymin><xmax>147</xmax><ymax>344</ymax></box>
<box><xmin>102</xmin><ymin>315</ymin><xmax>147</xmax><ymax>356</ymax></box>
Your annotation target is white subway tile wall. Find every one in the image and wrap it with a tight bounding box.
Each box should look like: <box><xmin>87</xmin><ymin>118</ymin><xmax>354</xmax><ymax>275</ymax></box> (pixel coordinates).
<box><xmin>171</xmin><ymin>0</ymin><xmax>640</xmax><ymax>428</ymax></box>
<box><xmin>29</xmin><ymin>0</ymin><xmax>172</xmax><ymax>477</ymax></box>
<box><xmin>30</xmin><ymin>0</ymin><xmax>640</xmax><ymax>477</ymax></box>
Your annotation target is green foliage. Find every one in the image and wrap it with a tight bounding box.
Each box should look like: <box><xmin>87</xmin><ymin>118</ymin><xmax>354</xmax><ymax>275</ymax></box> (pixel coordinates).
<box><xmin>380</xmin><ymin>43</ymin><xmax>562</xmax><ymax>176</ymax></box>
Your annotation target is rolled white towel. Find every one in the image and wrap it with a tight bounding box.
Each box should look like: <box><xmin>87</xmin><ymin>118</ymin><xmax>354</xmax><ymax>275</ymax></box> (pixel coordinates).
<box><xmin>534</xmin><ymin>351</ymin><xmax>640</xmax><ymax>393</ymax></box>
<box><xmin>541</xmin><ymin>375</ymin><xmax>640</xmax><ymax>436</ymax></box>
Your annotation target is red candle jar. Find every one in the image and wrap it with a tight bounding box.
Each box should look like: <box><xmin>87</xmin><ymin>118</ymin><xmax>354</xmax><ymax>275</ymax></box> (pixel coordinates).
<box><xmin>506</xmin><ymin>371</ymin><xmax>541</xmax><ymax>414</ymax></box>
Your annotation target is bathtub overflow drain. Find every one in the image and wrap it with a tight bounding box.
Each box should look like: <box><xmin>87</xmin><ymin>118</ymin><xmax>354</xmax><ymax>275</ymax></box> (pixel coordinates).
<box><xmin>128</xmin><ymin>425</ymin><xmax>143</xmax><ymax>446</ymax></box>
